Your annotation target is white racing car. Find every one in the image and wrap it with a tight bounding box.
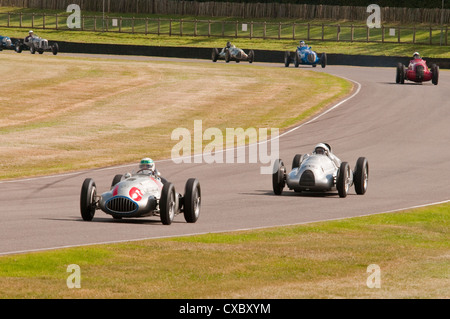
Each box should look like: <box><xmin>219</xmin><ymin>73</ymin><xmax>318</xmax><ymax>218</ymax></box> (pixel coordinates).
<box><xmin>272</xmin><ymin>143</ymin><xmax>369</xmax><ymax>198</ymax></box>
<box><xmin>15</xmin><ymin>31</ymin><xmax>59</xmax><ymax>55</ymax></box>
<box><xmin>80</xmin><ymin>162</ymin><xmax>201</xmax><ymax>225</ymax></box>
<box><xmin>212</xmin><ymin>42</ymin><xmax>254</xmax><ymax>63</ymax></box>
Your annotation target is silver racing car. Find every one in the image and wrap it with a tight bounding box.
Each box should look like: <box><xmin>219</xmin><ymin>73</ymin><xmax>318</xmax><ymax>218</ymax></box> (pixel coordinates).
<box><xmin>15</xmin><ymin>30</ymin><xmax>59</xmax><ymax>55</ymax></box>
<box><xmin>80</xmin><ymin>170</ymin><xmax>201</xmax><ymax>225</ymax></box>
<box><xmin>212</xmin><ymin>42</ymin><xmax>254</xmax><ymax>63</ymax></box>
<box><xmin>272</xmin><ymin>143</ymin><xmax>368</xmax><ymax>198</ymax></box>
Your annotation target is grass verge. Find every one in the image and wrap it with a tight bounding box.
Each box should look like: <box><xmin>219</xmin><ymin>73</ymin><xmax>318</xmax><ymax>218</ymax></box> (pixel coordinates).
<box><xmin>0</xmin><ymin>202</ymin><xmax>448</xmax><ymax>298</ymax></box>
<box><xmin>0</xmin><ymin>51</ymin><xmax>351</xmax><ymax>180</ymax></box>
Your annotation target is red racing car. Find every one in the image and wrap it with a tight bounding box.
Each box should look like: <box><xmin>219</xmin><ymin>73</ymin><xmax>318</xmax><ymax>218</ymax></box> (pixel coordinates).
<box><xmin>396</xmin><ymin>52</ymin><xmax>439</xmax><ymax>85</ymax></box>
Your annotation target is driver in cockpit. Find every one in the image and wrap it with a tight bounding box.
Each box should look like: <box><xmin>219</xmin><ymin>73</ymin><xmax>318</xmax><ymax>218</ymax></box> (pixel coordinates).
<box><xmin>313</xmin><ymin>143</ymin><xmax>341</xmax><ymax>168</ymax></box>
<box><xmin>25</xmin><ymin>30</ymin><xmax>35</xmax><ymax>43</ymax></box>
<box><xmin>137</xmin><ymin>157</ymin><xmax>161</xmax><ymax>180</ymax></box>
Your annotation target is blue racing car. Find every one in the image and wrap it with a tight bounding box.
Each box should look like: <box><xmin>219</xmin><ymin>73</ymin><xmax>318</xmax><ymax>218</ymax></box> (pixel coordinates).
<box><xmin>0</xmin><ymin>35</ymin><xmax>15</xmax><ymax>50</ymax></box>
<box><xmin>284</xmin><ymin>41</ymin><xmax>327</xmax><ymax>68</ymax></box>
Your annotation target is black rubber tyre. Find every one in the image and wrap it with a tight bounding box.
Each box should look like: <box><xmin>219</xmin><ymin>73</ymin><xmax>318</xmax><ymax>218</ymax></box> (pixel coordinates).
<box><xmin>284</xmin><ymin>51</ymin><xmax>291</xmax><ymax>67</ymax></box>
<box><xmin>321</xmin><ymin>52</ymin><xmax>327</xmax><ymax>68</ymax></box>
<box><xmin>431</xmin><ymin>64</ymin><xmax>439</xmax><ymax>85</ymax></box>
<box><xmin>15</xmin><ymin>42</ymin><xmax>22</xmax><ymax>53</ymax></box>
<box><xmin>396</xmin><ymin>62</ymin><xmax>402</xmax><ymax>83</ymax></box>
<box><xmin>111</xmin><ymin>174</ymin><xmax>123</xmax><ymax>188</ymax></box>
<box><xmin>160</xmin><ymin>182</ymin><xmax>176</xmax><ymax>225</ymax></box>
<box><xmin>294</xmin><ymin>51</ymin><xmax>300</xmax><ymax>68</ymax></box>
<box><xmin>212</xmin><ymin>48</ymin><xmax>219</xmax><ymax>62</ymax></box>
<box><xmin>272</xmin><ymin>159</ymin><xmax>286</xmax><ymax>195</ymax></box>
<box><xmin>183</xmin><ymin>178</ymin><xmax>201</xmax><ymax>223</ymax></box>
<box><xmin>225</xmin><ymin>50</ymin><xmax>231</xmax><ymax>63</ymax></box>
<box><xmin>337</xmin><ymin>162</ymin><xmax>350</xmax><ymax>198</ymax></box>
<box><xmin>396</xmin><ymin>63</ymin><xmax>406</xmax><ymax>84</ymax></box>
<box><xmin>292</xmin><ymin>154</ymin><xmax>304</xmax><ymax>170</ymax></box>
<box><xmin>80</xmin><ymin>178</ymin><xmax>97</xmax><ymax>221</ymax></box>
<box><xmin>52</xmin><ymin>43</ymin><xmax>59</xmax><ymax>55</ymax></box>
<box><xmin>354</xmin><ymin>157</ymin><xmax>369</xmax><ymax>195</ymax></box>
<box><xmin>400</xmin><ymin>64</ymin><xmax>406</xmax><ymax>84</ymax></box>
<box><xmin>248</xmin><ymin>50</ymin><xmax>254</xmax><ymax>63</ymax></box>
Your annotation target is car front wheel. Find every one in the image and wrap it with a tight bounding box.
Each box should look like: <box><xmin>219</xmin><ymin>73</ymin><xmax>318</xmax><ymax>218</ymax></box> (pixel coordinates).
<box><xmin>337</xmin><ymin>162</ymin><xmax>350</xmax><ymax>198</ymax></box>
<box><xmin>160</xmin><ymin>182</ymin><xmax>176</xmax><ymax>225</ymax></box>
<box><xmin>272</xmin><ymin>159</ymin><xmax>286</xmax><ymax>195</ymax></box>
<box><xmin>80</xmin><ymin>178</ymin><xmax>97</xmax><ymax>221</ymax></box>
<box><xmin>183</xmin><ymin>178</ymin><xmax>201</xmax><ymax>223</ymax></box>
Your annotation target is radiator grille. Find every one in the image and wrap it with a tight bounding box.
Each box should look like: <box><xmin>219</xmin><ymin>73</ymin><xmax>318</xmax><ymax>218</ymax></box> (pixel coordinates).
<box><xmin>300</xmin><ymin>170</ymin><xmax>315</xmax><ymax>187</ymax></box>
<box><xmin>416</xmin><ymin>65</ymin><xmax>424</xmax><ymax>81</ymax></box>
<box><xmin>307</xmin><ymin>53</ymin><xmax>316</xmax><ymax>63</ymax></box>
<box><xmin>106</xmin><ymin>197</ymin><xmax>138</xmax><ymax>213</ymax></box>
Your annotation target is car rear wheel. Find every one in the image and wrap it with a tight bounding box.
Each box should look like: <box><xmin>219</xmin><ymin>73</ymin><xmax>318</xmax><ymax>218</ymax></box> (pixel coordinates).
<box><xmin>396</xmin><ymin>62</ymin><xmax>404</xmax><ymax>84</ymax></box>
<box><xmin>248</xmin><ymin>50</ymin><xmax>254</xmax><ymax>63</ymax></box>
<box><xmin>401</xmin><ymin>64</ymin><xmax>406</xmax><ymax>83</ymax></box>
<box><xmin>212</xmin><ymin>48</ymin><xmax>219</xmax><ymax>62</ymax></box>
<box><xmin>52</xmin><ymin>43</ymin><xmax>59</xmax><ymax>55</ymax></box>
<box><xmin>337</xmin><ymin>162</ymin><xmax>350</xmax><ymax>198</ymax></box>
<box><xmin>272</xmin><ymin>159</ymin><xmax>286</xmax><ymax>195</ymax></box>
<box><xmin>160</xmin><ymin>182</ymin><xmax>176</xmax><ymax>225</ymax></box>
<box><xmin>321</xmin><ymin>52</ymin><xmax>327</xmax><ymax>68</ymax></box>
<box><xmin>292</xmin><ymin>154</ymin><xmax>304</xmax><ymax>170</ymax></box>
<box><xmin>354</xmin><ymin>157</ymin><xmax>369</xmax><ymax>195</ymax></box>
<box><xmin>183</xmin><ymin>178</ymin><xmax>201</xmax><ymax>223</ymax></box>
<box><xmin>225</xmin><ymin>50</ymin><xmax>231</xmax><ymax>63</ymax></box>
<box><xmin>111</xmin><ymin>174</ymin><xmax>123</xmax><ymax>188</ymax></box>
<box><xmin>294</xmin><ymin>51</ymin><xmax>300</xmax><ymax>68</ymax></box>
<box><xmin>15</xmin><ymin>42</ymin><xmax>22</xmax><ymax>53</ymax></box>
<box><xmin>80</xmin><ymin>178</ymin><xmax>97</xmax><ymax>221</ymax></box>
<box><xmin>284</xmin><ymin>51</ymin><xmax>291</xmax><ymax>67</ymax></box>
<box><xmin>431</xmin><ymin>64</ymin><xmax>439</xmax><ymax>85</ymax></box>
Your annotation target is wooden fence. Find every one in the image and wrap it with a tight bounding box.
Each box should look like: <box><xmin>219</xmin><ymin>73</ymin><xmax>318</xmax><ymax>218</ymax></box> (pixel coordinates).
<box><xmin>0</xmin><ymin>0</ymin><xmax>449</xmax><ymax>24</ymax></box>
<box><xmin>0</xmin><ymin>12</ymin><xmax>448</xmax><ymax>45</ymax></box>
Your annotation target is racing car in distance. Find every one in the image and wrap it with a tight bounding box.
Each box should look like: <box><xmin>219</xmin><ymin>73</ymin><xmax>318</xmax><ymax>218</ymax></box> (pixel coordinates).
<box><xmin>396</xmin><ymin>52</ymin><xmax>438</xmax><ymax>85</ymax></box>
<box><xmin>212</xmin><ymin>42</ymin><xmax>254</xmax><ymax>63</ymax></box>
<box><xmin>0</xmin><ymin>35</ymin><xmax>15</xmax><ymax>50</ymax></box>
<box><xmin>15</xmin><ymin>31</ymin><xmax>59</xmax><ymax>55</ymax></box>
<box><xmin>272</xmin><ymin>143</ymin><xmax>368</xmax><ymax>198</ymax></box>
<box><xmin>80</xmin><ymin>170</ymin><xmax>201</xmax><ymax>225</ymax></box>
<box><xmin>284</xmin><ymin>41</ymin><xmax>326</xmax><ymax>68</ymax></box>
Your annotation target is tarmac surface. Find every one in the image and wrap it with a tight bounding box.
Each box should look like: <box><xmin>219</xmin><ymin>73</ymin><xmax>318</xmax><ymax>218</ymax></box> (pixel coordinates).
<box><xmin>0</xmin><ymin>54</ymin><xmax>449</xmax><ymax>255</ymax></box>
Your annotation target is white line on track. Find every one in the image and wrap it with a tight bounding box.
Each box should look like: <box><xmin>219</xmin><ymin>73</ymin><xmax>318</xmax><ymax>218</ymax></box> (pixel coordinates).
<box><xmin>2</xmin><ymin>199</ymin><xmax>449</xmax><ymax>256</ymax></box>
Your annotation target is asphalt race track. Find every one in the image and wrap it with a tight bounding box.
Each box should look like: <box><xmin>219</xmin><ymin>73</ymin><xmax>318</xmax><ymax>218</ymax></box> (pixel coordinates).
<box><xmin>0</xmin><ymin>54</ymin><xmax>449</xmax><ymax>255</ymax></box>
